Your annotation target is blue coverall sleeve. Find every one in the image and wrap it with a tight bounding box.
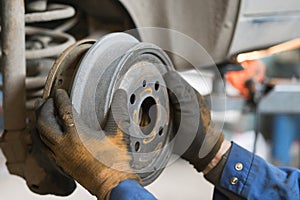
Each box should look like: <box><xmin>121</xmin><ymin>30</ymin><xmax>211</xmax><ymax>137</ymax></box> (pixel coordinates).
<box><xmin>110</xmin><ymin>180</ymin><xmax>157</xmax><ymax>200</ymax></box>
<box><xmin>218</xmin><ymin>142</ymin><xmax>300</xmax><ymax>199</ymax></box>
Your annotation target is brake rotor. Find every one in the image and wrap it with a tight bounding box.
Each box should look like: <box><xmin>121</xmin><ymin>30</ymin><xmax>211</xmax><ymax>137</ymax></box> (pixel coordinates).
<box><xmin>44</xmin><ymin>33</ymin><xmax>174</xmax><ymax>185</ymax></box>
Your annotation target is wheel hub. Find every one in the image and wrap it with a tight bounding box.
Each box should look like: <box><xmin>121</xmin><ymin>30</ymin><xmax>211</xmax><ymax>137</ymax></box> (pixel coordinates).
<box><xmin>44</xmin><ymin>33</ymin><xmax>174</xmax><ymax>185</ymax></box>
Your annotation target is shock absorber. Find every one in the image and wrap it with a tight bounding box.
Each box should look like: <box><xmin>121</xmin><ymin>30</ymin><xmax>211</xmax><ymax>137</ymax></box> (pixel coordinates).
<box><xmin>0</xmin><ymin>0</ymin><xmax>77</xmax><ymax>196</ymax></box>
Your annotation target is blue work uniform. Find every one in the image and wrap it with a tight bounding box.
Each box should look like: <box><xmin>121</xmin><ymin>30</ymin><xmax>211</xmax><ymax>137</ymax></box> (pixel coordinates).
<box><xmin>110</xmin><ymin>143</ymin><xmax>300</xmax><ymax>200</ymax></box>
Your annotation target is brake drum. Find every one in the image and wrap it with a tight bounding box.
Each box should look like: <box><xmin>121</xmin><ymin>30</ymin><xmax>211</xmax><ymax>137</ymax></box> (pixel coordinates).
<box><xmin>44</xmin><ymin>33</ymin><xmax>174</xmax><ymax>185</ymax></box>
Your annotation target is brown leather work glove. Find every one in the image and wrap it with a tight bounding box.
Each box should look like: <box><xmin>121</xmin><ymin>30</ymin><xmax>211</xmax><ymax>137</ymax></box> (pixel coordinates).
<box><xmin>164</xmin><ymin>71</ymin><xmax>224</xmax><ymax>172</ymax></box>
<box><xmin>37</xmin><ymin>89</ymin><xmax>141</xmax><ymax>200</ymax></box>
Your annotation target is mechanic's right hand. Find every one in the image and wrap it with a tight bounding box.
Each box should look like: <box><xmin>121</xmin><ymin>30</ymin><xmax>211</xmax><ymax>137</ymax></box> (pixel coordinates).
<box><xmin>164</xmin><ymin>71</ymin><xmax>224</xmax><ymax>173</ymax></box>
<box><xmin>36</xmin><ymin>89</ymin><xmax>141</xmax><ymax>200</ymax></box>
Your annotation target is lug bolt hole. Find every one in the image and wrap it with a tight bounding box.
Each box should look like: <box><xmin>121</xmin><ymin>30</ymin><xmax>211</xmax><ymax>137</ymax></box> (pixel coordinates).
<box><xmin>135</xmin><ymin>141</ymin><xmax>140</xmax><ymax>152</ymax></box>
<box><xmin>130</xmin><ymin>94</ymin><xmax>136</xmax><ymax>104</ymax></box>
<box><xmin>58</xmin><ymin>79</ymin><xmax>63</xmax><ymax>86</ymax></box>
<box><xmin>158</xmin><ymin>127</ymin><xmax>164</xmax><ymax>136</ymax></box>
<box><xmin>142</xmin><ymin>80</ymin><xmax>147</xmax><ymax>87</ymax></box>
<box><xmin>139</xmin><ymin>97</ymin><xmax>157</xmax><ymax>136</ymax></box>
<box><xmin>154</xmin><ymin>81</ymin><xmax>160</xmax><ymax>91</ymax></box>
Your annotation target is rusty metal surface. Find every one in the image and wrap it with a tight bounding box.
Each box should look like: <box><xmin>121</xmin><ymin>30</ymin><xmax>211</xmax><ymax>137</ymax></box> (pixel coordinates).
<box><xmin>119</xmin><ymin>57</ymin><xmax>172</xmax><ymax>184</ymax></box>
<box><xmin>0</xmin><ymin>130</ymin><xmax>28</xmax><ymax>177</ymax></box>
<box><xmin>1</xmin><ymin>0</ymin><xmax>27</xmax><ymax>130</ymax></box>
<box><xmin>43</xmin><ymin>39</ymin><xmax>95</xmax><ymax>99</ymax></box>
<box><xmin>0</xmin><ymin>0</ymin><xmax>35</xmax><ymax>187</ymax></box>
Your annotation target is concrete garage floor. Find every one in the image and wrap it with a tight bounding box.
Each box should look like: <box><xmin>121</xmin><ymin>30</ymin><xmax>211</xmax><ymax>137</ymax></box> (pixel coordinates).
<box><xmin>0</xmin><ymin>151</ymin><xmax>214</xmax><ymax>200</ymax></box>
<box><xmin>0</xmin><ymin>124</ymin><xmax>272</xmax><ymax>200</ymax></box>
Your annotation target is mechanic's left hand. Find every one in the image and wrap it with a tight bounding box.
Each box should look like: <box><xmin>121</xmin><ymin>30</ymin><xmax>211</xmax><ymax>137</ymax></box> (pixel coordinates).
<box><xmin>164</xmin><ymin>71</ymin><xmax>224</xmax><ymax>173</ymax></box>
<box><xmin>36</xmin><ymin>89</ymin><xmax>141</xmax><ymax>200</ymax></box>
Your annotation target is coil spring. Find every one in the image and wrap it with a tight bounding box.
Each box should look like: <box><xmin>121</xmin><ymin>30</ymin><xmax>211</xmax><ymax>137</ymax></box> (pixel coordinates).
<box><xmin>25</xmin><ymin>0</ymin><xmax>76</xmax><ymax>109</ymax></box>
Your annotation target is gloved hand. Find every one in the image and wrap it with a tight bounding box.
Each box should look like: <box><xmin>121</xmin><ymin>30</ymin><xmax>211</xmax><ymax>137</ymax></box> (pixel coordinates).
<box><xmin>36</xmin><ymin>89</ymin><xmax>141</xmax><ymax>200</ymax></box>
<box><xmin>164</xmin><ymin>71</ymin><xmax>224</xmax><ymax>173</ymax></box>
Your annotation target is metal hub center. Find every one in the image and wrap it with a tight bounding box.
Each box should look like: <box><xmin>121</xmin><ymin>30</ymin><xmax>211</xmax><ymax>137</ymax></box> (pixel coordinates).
<box><xmin>139</xmin><ymin>96</ymin><xmax>157</xmax><ymax>136</ymax></box>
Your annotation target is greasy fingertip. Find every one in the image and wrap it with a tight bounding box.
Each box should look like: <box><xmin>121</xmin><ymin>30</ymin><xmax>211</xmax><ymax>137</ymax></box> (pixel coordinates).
<box><xmin>54</xmin><ymin>89</ymin><xmax>76</xmax><ymax>133</ymax></box>
<box><xmin>54</xmin><ymin>89</ymin><xmax>72</xmax><ymax>116</ymax></box>
<box><xmin>55</xmin><ymin>89</ymin><xmax>71</xmax><ymax>110</ymax></box>
<box><xmin>37</xmin><ymin>107</ymin><xmax>63</xmax><ymax>146</ymax></box>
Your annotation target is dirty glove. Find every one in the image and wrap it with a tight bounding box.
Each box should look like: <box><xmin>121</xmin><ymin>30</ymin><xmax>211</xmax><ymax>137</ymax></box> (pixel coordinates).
<box><xmin>164</xmin><ymin>71</ymin><xmax>224</xmax><ymax>172</ymax></box>
<box><xmin>37</xmin><ymin>89</ymin><xmax>141</xmax><ymax>200</ymax></box>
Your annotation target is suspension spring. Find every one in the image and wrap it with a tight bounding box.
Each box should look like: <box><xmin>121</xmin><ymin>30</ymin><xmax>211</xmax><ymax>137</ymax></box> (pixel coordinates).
<box><xmin>25</xmin><ymin>0</ymin><xmax>76</xmax><ymax>109</ymax></box>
